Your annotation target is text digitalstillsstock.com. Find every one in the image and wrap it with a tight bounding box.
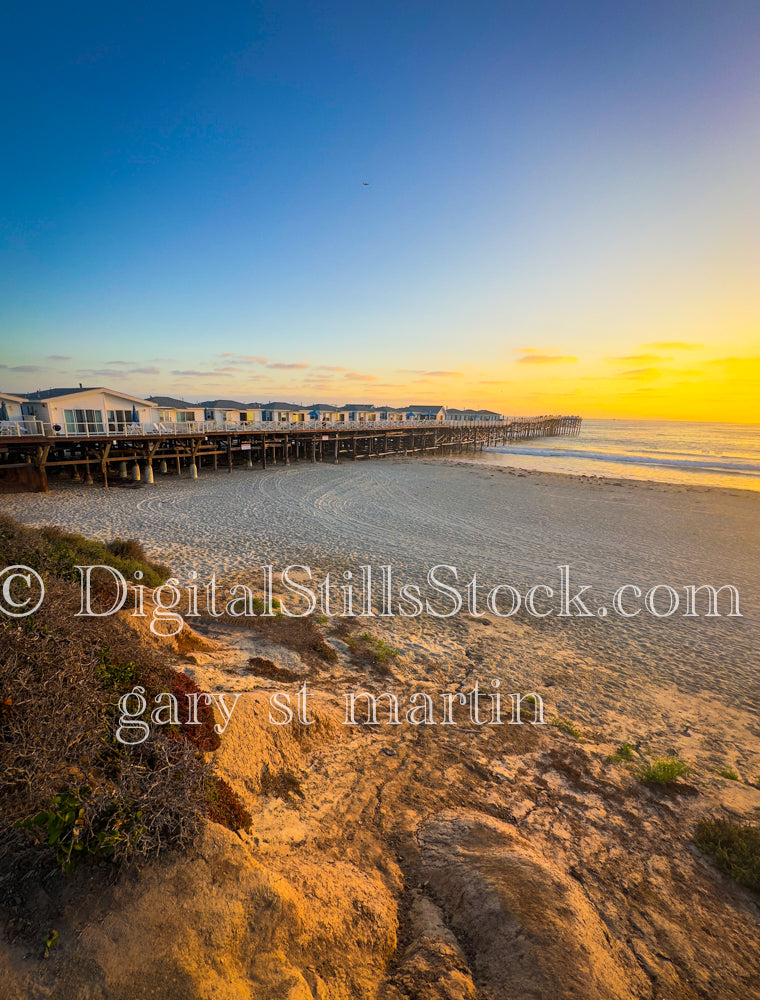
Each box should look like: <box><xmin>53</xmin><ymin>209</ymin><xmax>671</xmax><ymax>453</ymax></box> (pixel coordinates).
<box><xmin>0</xmin><ymin>563</ymin><xmax>743</xmax><ymax>633</ymax></box>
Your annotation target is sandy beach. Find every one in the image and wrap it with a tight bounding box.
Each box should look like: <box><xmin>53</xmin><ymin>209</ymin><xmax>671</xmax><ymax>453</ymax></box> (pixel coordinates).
<box><xmin>4</xmin><ymin>455</ymin><xmax>758</xmax><ymax>685</ymax></box>
<box><xmin>3</xmin><ymin>456</ymin><xmax>759</xmax><ymax>783</ymax></box>
<box><xmin>3</xmin><ymin>457</ymin><xmax>760</xmax><ymax>998</ymax></box>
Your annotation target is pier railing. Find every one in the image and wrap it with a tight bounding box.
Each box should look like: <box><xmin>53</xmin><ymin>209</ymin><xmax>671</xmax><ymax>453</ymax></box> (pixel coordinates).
<box><xmin>0</xmin><ymin>416</ymin><xmax>568</xmax><ymax>438</ymax></box>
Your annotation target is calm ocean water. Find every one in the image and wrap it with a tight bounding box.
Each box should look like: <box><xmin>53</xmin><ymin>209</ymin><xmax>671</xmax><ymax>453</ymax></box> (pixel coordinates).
<box><xmin>481</xmin><ymin>419</ymin><xmax>760</xmax><ymax>492</ymax></box>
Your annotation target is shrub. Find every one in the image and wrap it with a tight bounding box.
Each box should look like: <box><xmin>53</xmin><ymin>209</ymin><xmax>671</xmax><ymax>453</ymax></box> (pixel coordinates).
<box><xmin>95</xmin><ymin>647</ymin><xmax>137</xmax><ymax>689</ymax></box>
<box><xmin>608</xmin><ymin>741</ymin><xmax>636</xmax><ymax>763</ymax></box>
<box><xmin>717</xmin><ymin>767</ymin><xmax>740</xmax><ymax>781</ymax></box>
<box><xmin>0</xmin><ymin>519</ymin><xmax>214</xmax><ymax>875</ymax></box>
<box><xmin>637</xmin><ymin>758</ymin><xmax>689</xmax><ymax>785</ymax></box>
<box><xmin>17</xmin><ymin>788</ymin><xmax>143</xmax><ymax>875</ymax></box>
<box><xmin>694</xmin><ymin>818</ymin><xmax>760</xmax><ymax>893</ymax></box>
<box><xmin>106</xmin><ymin>537</ymin><xmax>148</xmax><ymax>562</ymax></box>
<box><xmin>359</xmin><ymin>632</ymin><xmax>400</xmax><ymax>666</ymax></box>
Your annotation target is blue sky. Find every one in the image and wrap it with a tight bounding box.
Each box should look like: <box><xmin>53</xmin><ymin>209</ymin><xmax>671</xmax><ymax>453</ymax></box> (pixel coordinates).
<box><xmin>1</xmin><ymin>0</ymin><xmax>758</xmax><ymax>417</ymax></box>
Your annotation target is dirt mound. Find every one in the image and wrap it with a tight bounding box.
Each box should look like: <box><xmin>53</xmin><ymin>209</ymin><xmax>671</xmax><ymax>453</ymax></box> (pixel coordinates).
<box><xmin>417</xmin><ymin>809</ymin><xmax>645</xmax><ymax>1000</ymax></box>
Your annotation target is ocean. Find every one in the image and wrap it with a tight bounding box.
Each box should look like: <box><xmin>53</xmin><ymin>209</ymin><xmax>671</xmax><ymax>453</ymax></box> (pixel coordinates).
<box><xmin>481</xmin><ymin>419</ymin><xmax>760</xmax><ymax>492</ymax></box>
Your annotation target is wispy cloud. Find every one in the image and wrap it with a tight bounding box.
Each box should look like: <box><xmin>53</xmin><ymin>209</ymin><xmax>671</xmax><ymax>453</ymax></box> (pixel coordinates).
<box><xmin>344</xmin><ymin>372</ymin><xmax>377</xmax><ymax>382</ymax></box>
<box><xmin>170</xmin><ymin>369</ymin><xmax>233</xmax><ymax>377</ymax></box>
<box><xmin>617</xmin><ymin>367</ymin><xmax>660</xmax><ymax>379</ymax></box>
<box><xmin>608</xmin><ymin>354</ymin><xmax>671</xmax><ymax>363</ymax></box>
<box><xmin>47</xmin><ymin>354</ymin><xmax>70</xmax><ymax>361</ymax></box>
<box><xmin>315</xmin><ymin>365</ymin><xmax>348</xmax><ymax>372</ymax></box>
<box><xmin>219</xmin><ymin>354</ymin><xmax>268</xmax><ymax>364</ymax></box>
<box><xmin>642</xmin><ymin>341</ymin><xmax>703</xmax><ymax>350</ymax></box>
<box><xmin>267</xmin><ymin>362</ymin><xmax>310</xmax><ymax>370</ymax></box>
<box><xmin>516</xmin><ymin>354</ymin><xmax>577</xmax><ymax>364</ymax></box>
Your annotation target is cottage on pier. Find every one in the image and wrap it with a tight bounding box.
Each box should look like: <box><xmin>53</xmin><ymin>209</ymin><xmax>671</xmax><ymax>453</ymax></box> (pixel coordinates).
<box><xmin>199</xmin><ymin>400</ymin><xmax>262</xmax><ymax>424</ymax></box>
<box><xmin>400</xmin><ymin>405</ymin><xmax>446</xmax><ymax>422</ymax></box>
<box><xmin>21</xmin><ymin>387</ymin><xmax>153</xmax><ymax>434</ymax></box>
<box><xmin>0</xmin><ymin>391</ymin><xmax>27</xmax><ymax>423</ymax></box>
<box><xmin>147</xmin><ymin>396</ymin><xmax>206</xmax><ymax>424</ymax></box>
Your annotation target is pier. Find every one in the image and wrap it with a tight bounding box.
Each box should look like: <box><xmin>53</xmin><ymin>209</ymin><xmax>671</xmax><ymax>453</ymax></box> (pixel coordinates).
<box><xmin>0</xmin><ymin>415</ymin><xmax>582</xmax><ymax>493</ymax></box>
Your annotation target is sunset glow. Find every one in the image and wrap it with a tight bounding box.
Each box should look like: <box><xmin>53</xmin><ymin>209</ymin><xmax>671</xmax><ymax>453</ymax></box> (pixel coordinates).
<box><xmin>1</xmin><ymin>1</ymin><xmax>758</xmax><ymax>421</ymax></box>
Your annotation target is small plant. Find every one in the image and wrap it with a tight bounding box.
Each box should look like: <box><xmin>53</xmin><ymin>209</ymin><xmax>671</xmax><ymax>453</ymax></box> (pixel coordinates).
<box><xmin>551</xmin><ymin>716</ymin><xmax>584</xmax><ymax>740</ymax></box>
<box><xmin>608</xmin><ymin>741</ymin><xmax>636</xmax><ymax>763</ymax></box>
<box><xmin>359</xmin><ymin>632</ymin><xmax>399</xmax><ymax>666</ymax></box>
<box><xmin>717</xmin><ymin>767</ymin><xmax>740</xmax><ymax>781</ymax></box>
<box><xmin>106</xmin><ymin>537</ymin><xmax>148</xmax><ymax>562</ymax></box>
<box><xmin>95</xmin><ymin>648</ymin><xmax>137</xmax><ymax>689</ymax></box>
<box><xmin>637</xmin><ymin>757</ymin><xmax>689</xmax><ymax>786</ymax></box>
<box><xmin>44</xmin><ymin>929</ymin><xmax>58</xmax><ymax>958</ymax></box>
<box><xmin>17</xmin><ymin>788</ymin><xmax>142</xmax><ymax>874</ymax></box>
<box><xmin>694</xmin><ymin>818</ymin><xmax>760</xmax><ymax>893</ymax></box>
<box><xmin>250</xmin><ymin>596</ymin><xmax>281</xmax><ymax>616</ymax></box>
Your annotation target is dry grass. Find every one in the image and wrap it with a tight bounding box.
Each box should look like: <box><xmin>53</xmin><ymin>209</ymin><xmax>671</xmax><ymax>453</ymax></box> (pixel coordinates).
<box><xmin>0</xmin><ymin>517</ymin><xmax>247</xmax><ymax>877</ymax></box>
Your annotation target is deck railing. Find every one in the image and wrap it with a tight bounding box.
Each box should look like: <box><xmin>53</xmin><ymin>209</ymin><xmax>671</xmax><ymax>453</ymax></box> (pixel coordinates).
<box><xmin>0</xmin><ymin>417</ymin><xmax>516</xmax><ymax>438</ymax></box>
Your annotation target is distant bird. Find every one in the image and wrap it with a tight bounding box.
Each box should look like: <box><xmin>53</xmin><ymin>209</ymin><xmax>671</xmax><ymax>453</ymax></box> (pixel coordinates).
<box><xmin>362</xmin><ymin>181</ymin><xmax>370</xmax><ymax>187</ymax></box>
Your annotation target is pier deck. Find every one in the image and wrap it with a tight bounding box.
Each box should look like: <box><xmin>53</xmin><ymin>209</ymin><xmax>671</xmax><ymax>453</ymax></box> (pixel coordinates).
<box><xmin>0</xmin><ymin>416</ymin><xmax>582</xmax><ymax>492</ymax></box>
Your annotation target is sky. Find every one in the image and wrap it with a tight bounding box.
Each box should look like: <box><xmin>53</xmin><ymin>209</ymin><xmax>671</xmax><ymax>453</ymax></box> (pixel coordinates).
<box><xmin>1</xmin><ymin>0</ymin><xmax>758</xmax><ymax>421</ymax></box>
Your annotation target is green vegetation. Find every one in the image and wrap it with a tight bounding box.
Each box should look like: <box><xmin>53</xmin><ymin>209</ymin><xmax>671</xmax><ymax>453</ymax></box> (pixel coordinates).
<box><xmin>18</xmin><ymin>788</ymin><xmax>143</xmax><ymax>875</ymax></box>
<box><xmin>359</xmin><ymin>632</ymin><xmax>400</xmax><ymax>666</ymax></box>
<box><xmin>250</xmin><ymin>595</ymin><xmax>281</xmax><ymax>615</ymax></box>
<box><xmin>717</xmin><ymin>767</ymin><xmax>740</xmax><ymax>781</ymax></box>
<box><xmin>95</xmin><ymin>647</ymin><xmax>137</xmax><ymax>689</ymax></box>
<box><xmin>0</xmin><ymin>516</ymin><xmax>248</xmax><ymax>877</ymax></box>
<box><xmin>551</xmin><ymin>716</ymin><xmax>585</xmax><ymax>740</ymax></box>
<box><xmin>637</xmin><ymin>757</ymin><xmax>690</xmax><ymax>785</ymax></box>
<box><xmin>44</xmin><ymin>929</ymin><xmax>58</xmax><ymax>958</ymax></box>
<box><xmin>694</xmin><ymin>818</ymin><xmax>760</xmax><ymax>893</ymax></box>
<box><xmin>608</xmin><ymin>741</ymin><xmax>636</xmax><ymax>763</ymax></box>
<box><xmin>14</xmin><ymin>522</ymin><xmax>172</xmax><ymax>589</ymax></box>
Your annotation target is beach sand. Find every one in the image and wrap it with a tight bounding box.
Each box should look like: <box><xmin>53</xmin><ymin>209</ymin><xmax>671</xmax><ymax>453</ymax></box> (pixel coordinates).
<box><xmin>3</xmin><ymin>458</ymin><xmax>760</xmax><ymax>998</ymax></box>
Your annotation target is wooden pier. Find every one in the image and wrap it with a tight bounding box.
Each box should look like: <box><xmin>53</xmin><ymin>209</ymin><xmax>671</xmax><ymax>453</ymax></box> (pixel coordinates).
<box><xmin>0</xmin><ymin>416</ymin><xmax>582</xmax><ymax>493</ymax></box>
